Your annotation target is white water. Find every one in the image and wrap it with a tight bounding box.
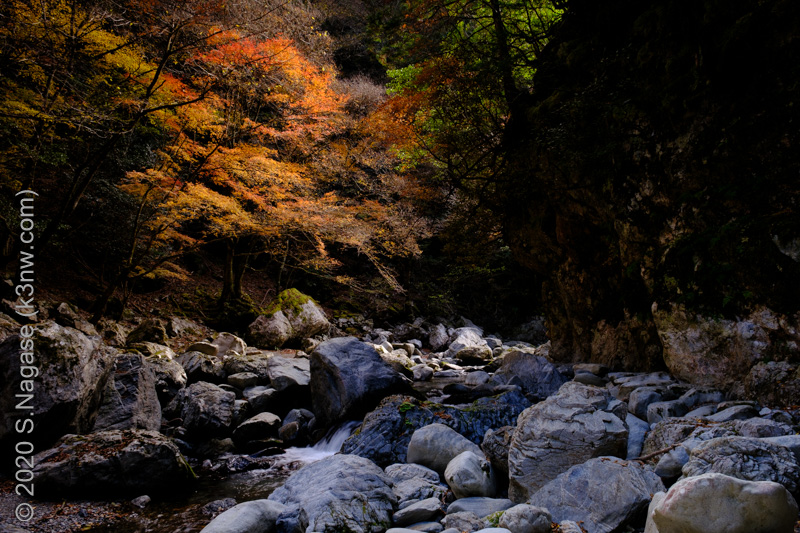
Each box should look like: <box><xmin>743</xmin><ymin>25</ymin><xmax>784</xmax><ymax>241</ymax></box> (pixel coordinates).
<box><xmin>274</xmin><ymin>420</ymin><xmax>361</xmax><ymax>466</ymax></box>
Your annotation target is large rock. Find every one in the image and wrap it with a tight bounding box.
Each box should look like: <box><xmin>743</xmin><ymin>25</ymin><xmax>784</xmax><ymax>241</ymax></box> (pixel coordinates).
<box><xmin>392</xmin><ymin>498</ymin><xmax>444</xmax><ymax>527</ymax></box>
<box><xmin>444</xmin><ymin>451</ymin><xmax>497</xmax><ymax>499</ymax></box>
<box><xmin>200</xmin><ymin>499</ymin><xmax>287</xmax><ymax>533</ymax></box>
<box><xmin>482</xmin><ymin>426</ymin><xmax>514</xmax><ymax>476</ymax></box>
<box><xmin>742</xmin><ymin>361</ymin><xmax>800</xmax><ymax>408</ymax></box>
<box><xmin>267</xmin><ymin>355</ymin><xmax>310</xmax><ymax>391</ymax></box>
<box><xmin>33</xmin><ymin>429</ymin><xmax>195</xmax><ymax>497</ymax></box>
<box><xmin>528</xmin><ymin>457</ymin><xmax>664</xmax><ymax>533</ymax></box>
<box><xmin>497</xmin><ymin>504</ymin><xmax>552</xmax><ymax>533</ymax></box>
<box><xmin>446</xmin><ymin>498</ymin><xmax>514</xmax><ymax>518</ymax></box>
<box><xmin>0</xmin><ymin>321</ymin><xmax>115</xmax><ymax>447</ymax></box>
<box><xmin>648</xmin><ymin>473</ymin><xmax>799</xmax><ymax>533</ymax></box>
<box><xmin>247</xmin><ymin>289</ymin><xmax>329</xmax><ymax>349</ymax></box>
<box><xmin>385</xmin><ymin>463</ymin><xmax>447</xmax><ymax>507</ymax></box>
<box><xmin>407</xmin><ymin>423</ymin><xmax>483</xmax><ymax>475</ymax></box>
<box><xmin>267</xmin><ymin>454</ymin><xmax>396</xmax><ymax>533</ymax></box>
<box><xmin>211</xmin><ymin>332</ymin><xmax>246</xmax><ymax>356</ymax></box>
<box><xmin>310</xmin><ymin>337</ymin><xmax>408</xmax><ymax>426</ymax></box>
<box><xmin>177</xmin><ymin>351</ymin><xmax>226</xmax><ymax>384</ymax></box>
<box><xmin>444</xmin><ymin>327</ymin><xmax>492</xmax><ymax>364</ymax></box>
<box><xmin>344</xmin><ymin>392</ymin><xmax>530</xmax><ymax>468</ymax></box>
<box><xmin>146</xmin><ymin>354</ymin><xmax>187</xmax><ymax>404</ymax></box>
<box><xmin>508</xmin><ymin>382</ymin><xmax>628</xmax><ymax>502</ymax></box>
<box><xmin>654</xmin><ymin>307</ymin><xmax>800</xmax><ymax>393</ymax></box>
<box><xmin>166</xmin><ymin>382</ymin><xmax>236</xmax><ymax>438</ymax></box>
<box><xmin>492</xmin><ymin>350</ymin><xmax>567</xmax><ymax>400</ymax></box>
<box><xmin>681</xmin><ymin>436</ymin><xmax>800</xmax><ymax>494</ymax></box>
<box><xmin>92</xmin><ymin>352</ymin><xmax>161</xmax><ymax>431</ymax></box>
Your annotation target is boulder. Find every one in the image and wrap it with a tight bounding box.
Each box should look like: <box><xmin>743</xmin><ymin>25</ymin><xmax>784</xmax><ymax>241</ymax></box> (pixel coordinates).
<box><xmin>166</xmin><ymin>382</ymin><xmax>236</xmax><ymax>438</ymax></box>
<box><xmin>492</xmin><ymin>350</ymin><xmax>567</xmax><ymax>400</ymax></box>
<box><xmin>392</xmin><ymin>498</ymin><xmax>444</xmax><ymax>527</ymax></box>
<box><xmin>146</xmin><ymin>355</ymin><xmax>187</xmax><ymax>404</ymax></box>
<box><xmin>654</xmin><ymin>307</ymin><xmax>800</xmax><ymax>393</ymax></box>
<box><xmin>267</xmin><ymin>355</ymin><xmax>310</xmax><ymax>391</ymax></box>
<box><xmin>508</xmin><ymin>382</ymin><xmax>629</xmax><ymax>501</ymax></box>
<box><xmin>412</xmin><ymin>364</ymin><xmax>434</xmax><ymax>382</ymax></box>
<box><xmin>429</xmin><ymin>324</ymin><xmax>450</xmax><ymax>351</ymax></box>
<box><xmin>444</xmin><ymin>451</ymin><xmax>497</xmax><ymax>499</ymax></box>
<box><xmin>481</xmin><ymin>426</ymin><xmax>514</xmax><ymax>476</ymax></box>
<box><xmin>232</xmin><ymin>412</ymin><xmax>282</xmax><ymax>448</ymax></box>
<box><xmin>385</xmin><ymin>463</ymin><xmax>447</xmax><ymax>507</ymax></box>
<box><xmin>648</xmin><ymin>473</ymin><xmax>798</xmax><ymax>533</ymax></box>
<box><xmin>681</xmin><ymin>436</ymin><xmax>800</xmax><ymax>494</ymax></box>
<box><xmin>93</xmin><ymin>352</ymin><xmax>161</xmax><ymax>431</ymax></box>
<box><xmin>446</xmin><ymin>498</ymin><xmax>514</xmax><ymax>518</ymax></box>
<box><xmin>497</xmin><ymin>504</ymin><xmax>552</xmax><ymax>533</ymax></box>
<box><xmin>52</xmin><ymin>302</ymin><xmax>97</xmax><ymax>336</ymax></box>
<box><xmin>0</xmin><ymin>321</ymin><xmax>115</xmax><ymax>447</ymax></box>
<box><xmin>742</xmin><ymin>361</ymin><xmax>800</xmax><ymax>407</ymax></box>
<box><xmin>342</xmin><ymin>391</ymin><xmax>530</xmax><ymax>468</ymax></box>
<box><xmin>528</xmin><ymin>457</ymin><xmax>664</xmax><ymax>533</ymax></box>
<box><xmin>267</xmin><ymin>454</ymin><xmax>396</xmax><ymax>533</ymax></box>
<box><xmin>626</xmin><ymin>413</ymin><xmax>650</xmax><ymax>459</ymax></box>
<box><xmin>444</xmin><ymin>328</ymin><xmax>492</xmax><ymax>364</ymax></box>
<box><xmin>310</xmin><ymin>337</ymin><xmax>408</xmax><ymax>426</ymax></box>
<box><xmin>407</xmin><ymin>423</ymin><xmax>483</xmax><ymax>475</ymax></box>
<box><xmin>33</xmin><ymin>429</ymin><xmax>195</xmax><ymax>497</ymax></box>
<box><xmin>200</xmin><ymin>499</ymin><xmax>287</xmax><ymax>533</ymax></box>
<box><xmin>211</xmin><ymin>332</ymin><xmax>246</xmax><ymax>356</ymax></box>
<box><xmin>224</xmin><ymin>352</ymin><xmax>271</xmax><ymax>382</ymax></box>
<box><xmin>227</xmin><ymin>372</ymin><xmax>259</xmax><ymax>390</ymax></box>
<box><xmin>177</xmin><ymin>351</ymin><xmax>226</xmax><ymax>384</ymax></box>
<box><xmin>441</xmin><ymin>512</ymin><xmax>485</xmax><ymax>533</ymax></box>
<box><xmin>243</xmin><ymin>386</ymin><xmax>279</xmax><ymax>414</ymax></box>
<box><xmin>126</xmin><ymin>318</ymin><xmax>168</xmax><ymax>346</ymax></box>
<box><xmin>247</xmin><ymin>289</ymin><xmax>329</xmax><ymax>349</ymax></box>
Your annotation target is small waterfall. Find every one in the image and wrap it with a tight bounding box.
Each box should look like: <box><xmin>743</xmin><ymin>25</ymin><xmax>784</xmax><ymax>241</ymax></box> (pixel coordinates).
<box><xmin>274</xmin><ymin>420</ymin><xmax>361</xmax><ymax>466</ymax></box>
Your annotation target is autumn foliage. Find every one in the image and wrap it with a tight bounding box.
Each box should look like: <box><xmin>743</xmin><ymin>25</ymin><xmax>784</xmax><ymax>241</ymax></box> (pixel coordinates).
<box><xmin>0</xmin><ymin>0</ymin><xmax>435</xmax><ymax>317</ymax></box>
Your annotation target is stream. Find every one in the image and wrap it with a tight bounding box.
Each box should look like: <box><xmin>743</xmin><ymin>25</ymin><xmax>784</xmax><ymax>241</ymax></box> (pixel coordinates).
<box><xmin>87</xmin><ymin>422</ymin><xmax>361</xmax><ymax>533</ymax></box>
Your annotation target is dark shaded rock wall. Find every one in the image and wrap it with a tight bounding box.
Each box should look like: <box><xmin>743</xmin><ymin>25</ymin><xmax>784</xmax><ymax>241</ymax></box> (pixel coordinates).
<box><xmin>501</xmin><ymin>0</ymin><xmax>800</xmax><ymax>369</ymax></box>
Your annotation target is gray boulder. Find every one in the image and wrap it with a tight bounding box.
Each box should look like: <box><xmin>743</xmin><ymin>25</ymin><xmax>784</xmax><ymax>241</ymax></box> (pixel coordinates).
<box><xmin>648</xmin><ymin>473</ymin><xmax>798</xmax><ymax>533</ymax></box>
<box><xmin>392</xmin><ymin>498</ymin><xmax>444</xmax><ymax>527</ymax></box>
<box><xmin>166</xmin><ymin>382</ymin><xmax>236</xmax><ymax>437</ymax></box>
<box><xmin>232</xmin><ymin>412</ymin><xmax>281</xmax><ymax>448</ymax></box>
<box><xmin>267</xmin><ymin>355</ymin><xmax>310</xmax><ymax>391</ymax></box>
<box><xmin>93</xmin><ymin>352</ymin><xmax>161</xmax><ymax>431</ymax></box>
<box><xmin>146</xmin><ymin>354</ymin><xmax>187</xmax><ymax>404</ymax></box>
<box><xmin>267</xmin><ymin>454</ymin><xmax>396</xmax><ymax>533</ymax></box>
<box><xmin>492</xmin><ymin>350</ymin><xmax>567</xmax><ymax>400</ymax></box>
<box><xmin>444</xmin><ymin>451</ymin><xmax>497</xmax><ymax>499</ymax></box>
<box><xmin>0</xmin><ymin>321</ymin><xmax>115</xmax><ymax>447</ymax></box>
<box><xmin>247</xmin><ymin>289</ymin><xmax>329</xmax><ymax>349</ymax></box>
<box><xmin>442</xmin><ymin>512</ymin><xmax>485</xmax><ymax>533</ymax></box>
<box><xmin>200</xmin><ymin>499</ymin><xmax>287</xmax><ymax>533</ymax></box>
<box><xmin>446</xmin><ymin>498</ymin><xmax>514</xmax><ymax>518</ymax></box>
<box><xmin>310</xmin><ymin>337</ymin><xmax>408</xmax><ymax>426</ymax></box>
<box><xmin>126</xmin><ymin>318</ymin><xmax>169</xmax><ymax>345</ymax></box>
<box><xmin>497</xmin><ymin>504</ymin><xmax>552</xmax><ymax>533</ymax></box>
<box><xmin>412</xmin><ymin>364</ymin><xmax>434</xmax><ymax>382</ymax></box>
<box><xmin>407</xmin><ymin>423</ymin><xmax>483</xmax><ymax>475</ymax></box>
<box><xmin>33</xmin><ymin>429</ymin><xmax>194</xmax><ymax>497</ymax></box>
<box><xmin>211</xmin><ymin>332</ymin><xmax>246</xmax><ymax>356</ymax></box>
<box><xmin>227</xmin><ymin>372</ymin><xmax>259</xmax><ymax>390</ymax></box>
<box><xmin>647</xmin><ymin>399</ymin><xmax>690</xmax><ymax>425</ymax></box>
<box><xmin>429</xmin><ymin>324</ymin><xmax>450</xmax><ymax>351</ymax></box>
<box><xmin>343</xmin><ymin>392</ymin><xmax>530</xmax><ymax>468</ymax></box>
<box><xmin>508</xmin><ymin>382</ymin><xmax>628</xmax><ymax>501</ymax></box>
<box><xmin>682</xmin><ymin>436</ymin><xmax>800</xmax><ymax>494</ymax></box>
<box><xmin>177</xmin><ymin>351</ymin><xmax>225</xmax><ymax>384</ymax></box>
<box><xmin>223</xmin><ymin>352</ymin><xmax>272</xmax><ymax>382</ymax></box>
<box><xmin>481</xmin><ymin>426</ymin><xmax>514</xmax><ymax>476</ymax></box>
<box><xmin>385</xmin><ymin>463</ymin><xmax>447</xmax><ymax>507</ymax></box>
<box><xmin>626</xmin><ymin>413</ymin><xmax>650</xmax><ymax>459</ymax></box>
<box><xmin>444</xmin><ymin>328</ymin><xmax>492</xmax><ymax>364</ymax></box>
<box><xmin>528</xmin><ymin>457</ymin><xmax>664</xmax><ymax>533</ymax></box>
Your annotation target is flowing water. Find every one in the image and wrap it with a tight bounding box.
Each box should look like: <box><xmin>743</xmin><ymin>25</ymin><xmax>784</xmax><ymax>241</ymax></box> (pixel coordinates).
<box><xmin>87</xmin><ymin>422</ymin><xmax>361</xmax><ymax>533</ymax></box>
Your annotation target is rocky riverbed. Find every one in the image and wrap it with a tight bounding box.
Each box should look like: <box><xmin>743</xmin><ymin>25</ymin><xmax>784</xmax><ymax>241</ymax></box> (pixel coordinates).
<box><xmin>1</xmin><ymin>293</ymin><xmax>799</xmax><ymax>532</ymax></box>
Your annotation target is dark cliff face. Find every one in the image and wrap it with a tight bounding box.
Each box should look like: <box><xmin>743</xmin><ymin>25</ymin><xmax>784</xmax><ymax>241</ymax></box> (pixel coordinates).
<box><xmin>501</xmin><ymin>0</ymin><xmax>800</xmax><ymax>369</ymax></box>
